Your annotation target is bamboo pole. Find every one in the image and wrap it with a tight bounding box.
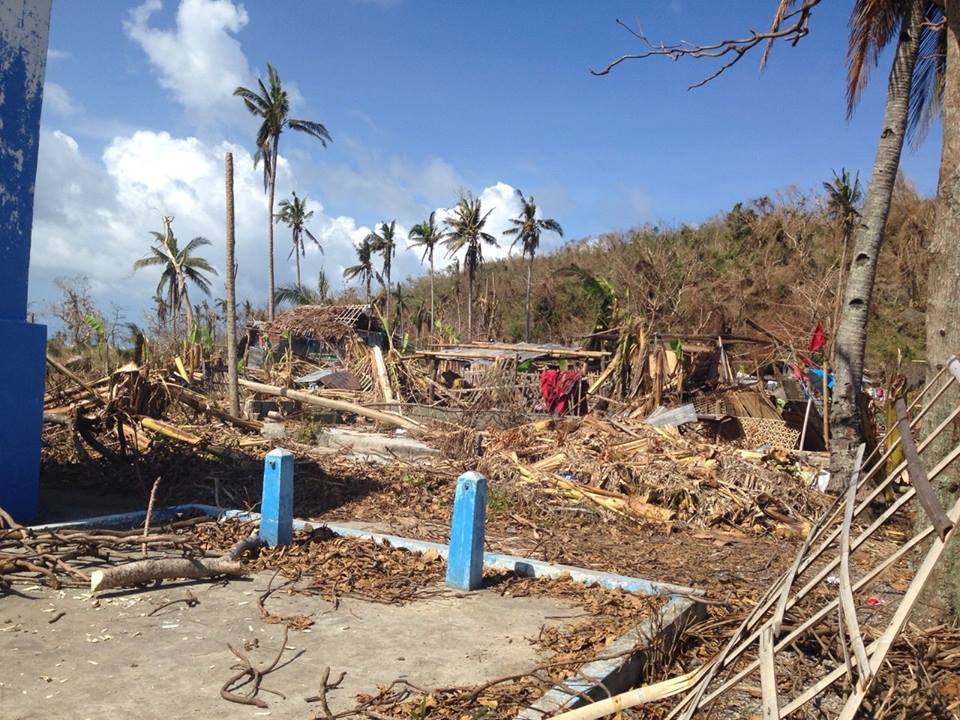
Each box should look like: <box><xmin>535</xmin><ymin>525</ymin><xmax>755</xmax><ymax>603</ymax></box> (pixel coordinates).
<box><xmin>822</xmin><ymin>357</ymin><xmax>830</xmax><ymax>449</ymax></box>
<box><xmin>548</xmin><ymin>671</ymin><xmax>699</xmax><ymax>720</ymax></box>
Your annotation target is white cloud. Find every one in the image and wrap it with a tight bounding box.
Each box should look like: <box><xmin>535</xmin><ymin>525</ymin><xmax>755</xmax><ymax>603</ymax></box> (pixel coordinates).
<box><xmin>29</xmin><ymin>126</ymin><xmax>539</xmax><ymax>321</ymax></box>
<box><xmin>314</xmin><ymin>142</ymin><xmax>464</xmax><ymax>226</ymax></box>
<box><xmin>43</xmin><ymin>82</ymin><xmax>79</xmax><ymax>115</ymax></box>
<box><xmin>29</xmin><ymin>128</ymin><xmax>377</xmax><ymax>322</ymax></box>
<box><xmin>124</xmin><ymin>0</ymin><xmax>252</xmax><ymax>119</ymax></box>
<box><xmin>477</xmin><ymin>182</ymin><xmax>524</xmax><ymax>252</ymax></box>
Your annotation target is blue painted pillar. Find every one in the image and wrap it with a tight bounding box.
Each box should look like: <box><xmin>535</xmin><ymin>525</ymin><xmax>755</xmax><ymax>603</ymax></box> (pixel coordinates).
<box><xmin>0</xmin><ymin>1</ymin><xmax>52</xmax><ymax>521</ymax></box>
<box><xmin>446</xmin><ymin>471</ymin><xmax>487</xmax><ymax>591</ymax></box>
<box><xmin>260</xmin><ymin>448</ymin><xmax>294</xmax><ymax>546</ymax></box>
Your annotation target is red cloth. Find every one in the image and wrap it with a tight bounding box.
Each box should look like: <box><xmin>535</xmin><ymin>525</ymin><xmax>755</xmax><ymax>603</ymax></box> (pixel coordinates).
<box><xmin>809</xmin><ymin>321</ymin><xmax>826</xmax><ymax>352</ymax></box>
<box><xmin>539</xmin><ymin>369</ymin><xmax>584</xmax><ymax>416</ymax></box>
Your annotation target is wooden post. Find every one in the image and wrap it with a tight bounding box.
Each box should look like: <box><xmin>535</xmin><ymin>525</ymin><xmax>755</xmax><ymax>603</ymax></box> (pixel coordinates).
<box><xmin>224</xmin><ymin>152</ymin><xmax>240</xmax><ymax>416</ymax></box>
<box><xmin>822</xmin><ymin>359</ymin><xmax>830</xmax><ymax>449</ymax></box>
<box><xmin>370</xmin><ymin>345</ymin><xmax>394</xmax><ymax>404</ymax></box>
<box><xmin>895</xmin><ymin>399</ymin><xmax>954</xmax><ymax>540</ymax></box>
<box><xmin>445</xmin><ymin>471</ymin><xmax>487</xmax><ymax>591</ymax></box>
<box><xmin>261</xmin><ymin>448</ymin><xmax>294</xmax><ymax>547</ymax></box>
<box><xmin>799</xmin><ymin>398</ymin><xmax>813</xmax><ymax>450</ymax></box>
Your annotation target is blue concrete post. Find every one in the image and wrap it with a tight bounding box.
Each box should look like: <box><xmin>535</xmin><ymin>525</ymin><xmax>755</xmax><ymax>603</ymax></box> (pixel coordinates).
<box><xmin>0</xmin><ymin>1</ymin><xmax>52</xmax><ymax>521</ymax></box>
<box><xmin>260</xmin><ymin>448</ymin><xmax>294</xmax><ymax>546</ymax></box>
<box><xmin>445</xmin><ymin>471</ymin><xmax>487</xmax><ymax>591</ymax></box>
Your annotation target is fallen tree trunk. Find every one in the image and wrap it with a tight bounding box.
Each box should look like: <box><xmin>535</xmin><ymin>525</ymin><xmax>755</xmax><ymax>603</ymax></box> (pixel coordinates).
<box><xmin>138</xmin><ymin>417</ymin><xmax>235</xmax><ymax>458</ymax></box>
<box><xmin>238</xmin><ymin>378</ymin><xmax>422</xmax><ymax>433</ymax></box>
<box><xmin>165</xmin><ymin>383</ymin><xmax>262</xmax><ymax>432</ymax></box>
<box><xmin>90</xmin><ymin>556</ymin><xmax>244</xmax><ymax>592</ymax></box>
<box><xmin>46</xmin><ymin>355</ymin><xmax>106</xmax><ymax>407</ymax></box>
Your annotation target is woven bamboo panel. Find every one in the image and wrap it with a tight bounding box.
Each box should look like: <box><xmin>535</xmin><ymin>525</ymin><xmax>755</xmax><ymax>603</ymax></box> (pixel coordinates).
<box><xmin>694</xmin><ymin>394</ymin><xmax>725</xmax><ymax>416</ymax></box>
<box><xmin>346</xmin><ymin>341</ymin><xmax>374</xmax><ymax>393</ymax></box>
<box><xmin>739</xmin><ymin>417</ymin><xmax>799</xmax><ymax>450</ymax></box>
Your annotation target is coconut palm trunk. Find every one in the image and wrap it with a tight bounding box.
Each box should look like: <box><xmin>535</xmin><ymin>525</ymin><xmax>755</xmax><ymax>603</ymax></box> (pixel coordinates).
<box><xmin>429</xmin><ymin>255</ymin><xmax>435</xmax><ymax>332</ymax></box>
<box><xmin>831</xmin><ymin>224</ymin><xmax>853</xmax><ymax>343</ymax></box>
<box><xmin>384</xmin><ymin>262</ymin><xmax>392</xmax><ymax>327</ymax></box>
<box><xmin>181</xmin><ymin>279</ymin><xmax>195</xmax><ymax>334</ymax></box>
<box><xmin>266</xmin><ymin>136</ymin><xmax>279</xmax><ymax>320</ymax></box>
<box><xmin>456</xmin><ymin>292</ymin><xmax>461</xmax><ymax>336</ymax></box>
<box><xmin>294</xmin><ymin>228</ymin><xmax>302</xmax><ymax>290</ymax></box>
<box><xmin>467</xmin><ymin>267</ymin><xmax>475</xmax><ymax>340</ymax></box>
<box><xmin>924</xmin><ymin>0</ymin><xmax>960</xmax><ymax>617</ymax></box>
<box><xmin>225</xmin><ymin>152</ymin><xmax>240</xmax><ymax>416</ymax></box>
<box><xmin>830</xmin><ymin>0</ymin><xmax>924</xmax><ymax>485</ymax></box>
<box><xmin>525</xmin><ymin>254</ymin><xmax>534</xmax><ymax>341</ymax></box>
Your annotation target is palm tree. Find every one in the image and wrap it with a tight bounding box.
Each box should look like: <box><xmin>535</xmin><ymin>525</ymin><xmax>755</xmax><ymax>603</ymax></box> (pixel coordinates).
<box><xmin>343</xmin><ymin>237</ymin><xmax>375</xmax><ymax>304</ymax></box>
<box><xmin>275</xmin><ymin>191</ymin><xmax>321</xmax><ymax>290</ymax></box>
<box><xmin>823</xmin><ymin>169</ymin><xmax>863</xmax><ymax>343</ymax></box>
<box><xmin>133</xmin><ymin>216</ymin><xmax>217</xmax><ymax>338</ymax></box>
<box><xmin>503</xmin><ymin>192</ymin><xmax>563</xmax><ymax>341</ymax></box>
<box><xmin>275</xmin><ymin>270</ymin><xmax>331</xmax><ymax>307</ymax></box>
<box><xmin>316</xmin><ymin>268</ymin><xmax>331</xmax><ymax>303</ymax></box>
<box><xmin>443</xmin><ymin>193</ymin><xmax>498</xmax><ymax>339</ymax></box>
<box><xmin>912</xmin><ymin>0</ymin><xmax>960</xmax><ymax>616</ymax></box>
<box><xmin>408</xmin><ymin>211</ymin><xmax>444</xmax><ymax>332</ymax></box>
<box><xmin>366</xmin><ymin>220</ymin><xmax>398</xmax><ymax>325</ymax></box>
<box><xmin>391</xmin><ymin>282</ymin><xmax>409</xmax><ymax>337</ymax></box>
<box><xmin>445</xmin><ymin>258</ymin><xmax>463</xmax><ymax>335</ymax></box>
<box><xmin>234</xmin><ymin>64</ymin><xmax>331</xmax><ymax>321</ymax></box>
<box><xmin>125</xmin><ymin>322</ymin><xmax>146</xmax><ymax>365</ymax></box>
<box><xmin>830</xmin><ymin>0</ymin><xmax>926</xmax><ymax>478</ymax></box>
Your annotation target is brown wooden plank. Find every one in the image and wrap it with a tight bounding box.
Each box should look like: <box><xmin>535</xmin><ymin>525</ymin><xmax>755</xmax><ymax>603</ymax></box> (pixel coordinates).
<box><xmin>838</xmin><ymin>445</ymin><xmax>870</xmax><ymax>688</ymax></box>
<box><xmin>895</xmin><ymin>398</ymin><xmax>954</xmax><ymax>540</ymax></box>
<box><xmin>759</xmin><ymin>626</ymin><xmax>780</xmax><ymax>720</ymax></box>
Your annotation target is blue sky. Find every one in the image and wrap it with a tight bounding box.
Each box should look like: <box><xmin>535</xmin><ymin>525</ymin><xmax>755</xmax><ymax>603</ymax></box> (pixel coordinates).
<box><xmin>31</xmin><ymin>0</ymin><xmax>941</xmax><ymax>325</ymax></box>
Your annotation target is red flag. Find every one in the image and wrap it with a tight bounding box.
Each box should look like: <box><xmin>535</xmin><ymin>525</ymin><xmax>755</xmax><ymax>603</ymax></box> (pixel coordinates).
<box><xmin>809</xmin><ymin>321</ymin><xmax>826</xmax><ymax>352</ymax></box>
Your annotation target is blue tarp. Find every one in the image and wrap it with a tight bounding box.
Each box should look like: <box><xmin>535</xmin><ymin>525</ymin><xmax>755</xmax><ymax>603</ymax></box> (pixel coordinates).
<box><xmin>808</xmin><ymin>367</ymin><xmax>835</xmax><ymax>390</ymax></box>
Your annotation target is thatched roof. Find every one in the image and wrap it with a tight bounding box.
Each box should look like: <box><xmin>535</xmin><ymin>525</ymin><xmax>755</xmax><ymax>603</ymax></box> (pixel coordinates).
<box><xmin>261</xmin><ymin>304</ymin><xmax>379</xmax><ymax>340</ymax></box>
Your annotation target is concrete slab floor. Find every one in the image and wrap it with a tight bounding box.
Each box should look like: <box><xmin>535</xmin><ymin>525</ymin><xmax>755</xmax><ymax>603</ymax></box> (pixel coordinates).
<box><xmin>0</xmin><ymin>572</ymin><xmax>582</xmax><ymax>719</ymax></box>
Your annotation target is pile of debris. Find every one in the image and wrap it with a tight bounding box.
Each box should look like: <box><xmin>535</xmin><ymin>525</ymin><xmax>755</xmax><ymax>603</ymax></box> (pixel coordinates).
<box><xmin>472</xmin><ymin>415</ymin><xmax>827</xmax><ymax>536</ymax></box>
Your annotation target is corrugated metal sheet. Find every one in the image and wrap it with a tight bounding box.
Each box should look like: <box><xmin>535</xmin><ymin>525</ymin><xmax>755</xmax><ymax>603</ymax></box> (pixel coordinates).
<box><xmin>294</xmin><ymin>367</ymin><xmax>361</xmax><ymax>391</ymax></box>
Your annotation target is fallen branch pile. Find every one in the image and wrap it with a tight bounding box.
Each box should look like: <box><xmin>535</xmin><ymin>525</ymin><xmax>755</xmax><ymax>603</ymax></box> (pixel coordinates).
<box><xmin>196</xmin><ymin>520</ymin><xmax>446</xmax><ymax>605</ymax></box>
<box><xmin>472</xmin><ymin>415</ymin><xmax>827</xmax><ymax>535</ymax></box>
<box><xmin>0</xmin><ymin>509</ymin><xmax>204</xmax><ymax>590</ymax></box>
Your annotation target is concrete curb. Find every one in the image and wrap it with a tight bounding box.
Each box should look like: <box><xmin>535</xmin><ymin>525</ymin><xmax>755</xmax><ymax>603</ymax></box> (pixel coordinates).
<box><xmin>33</xmin><ymin>504</ymin><xmax>707</xmax><ymax>716</ymax></box>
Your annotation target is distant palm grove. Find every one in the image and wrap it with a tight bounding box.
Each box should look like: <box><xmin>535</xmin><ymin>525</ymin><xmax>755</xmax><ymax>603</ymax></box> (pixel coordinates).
<box><xmin>118</xmin><ymin>63</ymin><xmax>930</xmax><ymax>376</ymax></box>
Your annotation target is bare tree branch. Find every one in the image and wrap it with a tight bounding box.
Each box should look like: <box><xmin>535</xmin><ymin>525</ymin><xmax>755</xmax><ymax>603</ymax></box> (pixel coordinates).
<box><xmin>592</xmin><ymin>0</ymin><xmax>822</xmax><ymax>89</ymax></box>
